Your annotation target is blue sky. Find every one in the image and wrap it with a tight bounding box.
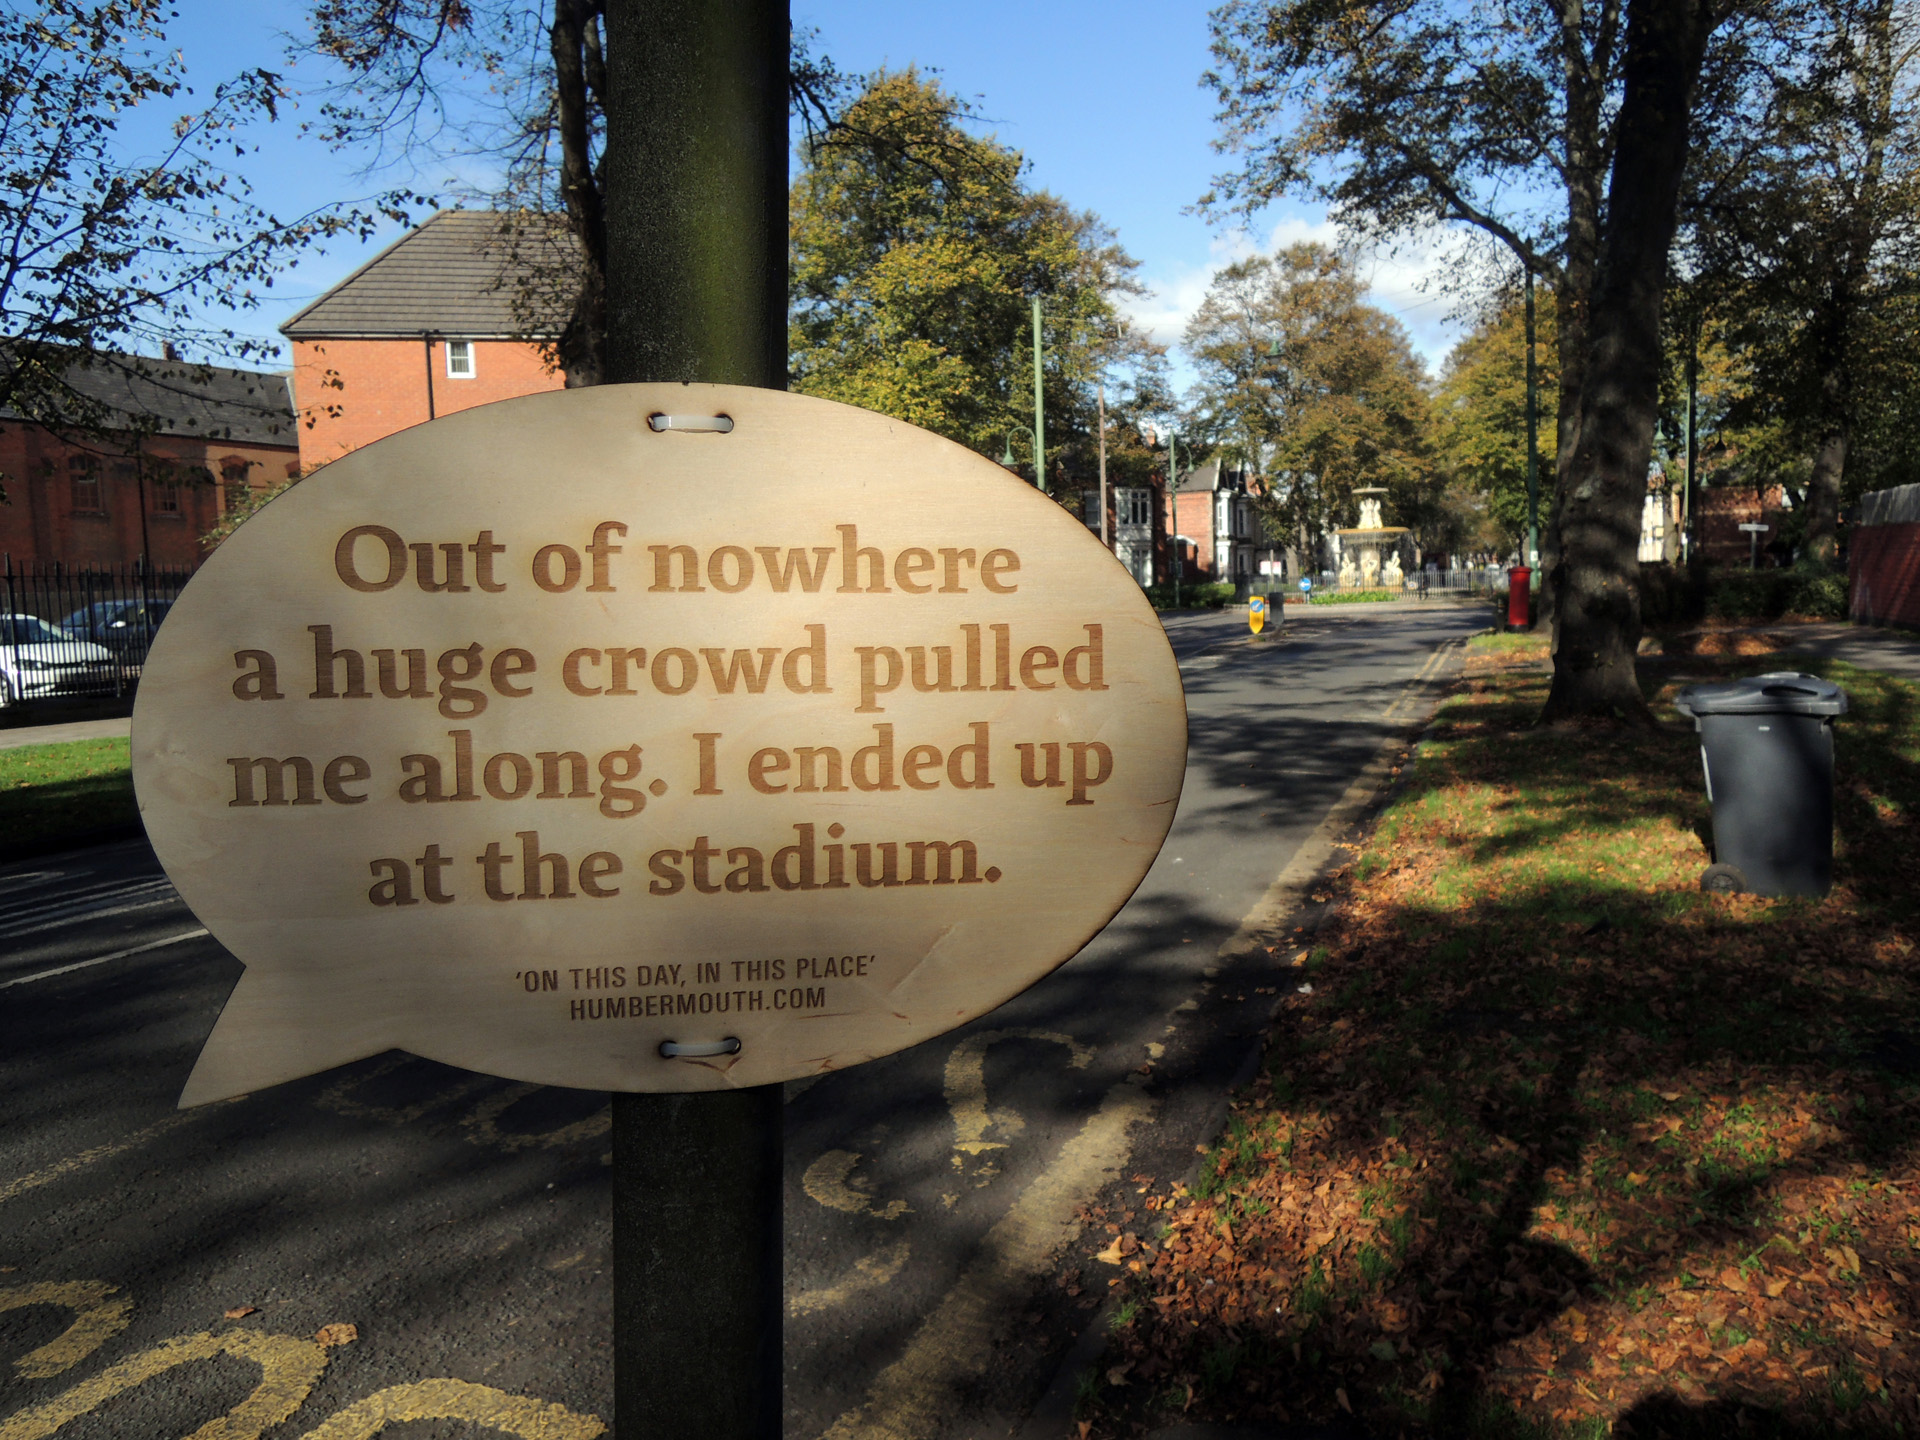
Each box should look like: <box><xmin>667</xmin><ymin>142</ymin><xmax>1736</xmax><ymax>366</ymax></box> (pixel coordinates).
<box><xmin>161</xmin><ymin>1</ymin><xmax>1466</xmax><ymax>384</ymax></box>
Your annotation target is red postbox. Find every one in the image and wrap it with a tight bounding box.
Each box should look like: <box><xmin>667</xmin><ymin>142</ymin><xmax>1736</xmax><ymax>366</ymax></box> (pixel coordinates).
<box><xmin>1506</xmin><ymin>566</ymin><xmax>1532</xmax><ymax>630</ymax></box>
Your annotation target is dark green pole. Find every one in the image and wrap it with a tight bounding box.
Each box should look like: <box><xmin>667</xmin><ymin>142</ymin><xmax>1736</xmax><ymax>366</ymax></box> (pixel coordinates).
<box><xmin>1169</xmin><ymin>431</ymin><xmax>1181</xmax><ymax>608</ymax></box>
<box><xmin>601</xmin><ymin>3</ymin><xmax>786</xmax><ymax>1437</ymax></box>
<box><xmin>1031</xmin><ymin>296</ymin><xmax>1046</xmax><ymax>492</ymax></box>
<box><xmin>1684</xmin><ymin>322</ymin><xmax>1698</xmax><ymax>563</ymax></box>
<box><xmin>1524</xmin><ymin>267</ymin><xmax>1540</xmax><ymax>569</ymax></box>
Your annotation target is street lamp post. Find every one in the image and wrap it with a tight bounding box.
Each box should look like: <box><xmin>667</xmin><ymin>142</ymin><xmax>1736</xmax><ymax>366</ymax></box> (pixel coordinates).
<box><xmin>1096</xmin><ymin>379</ymin><xmax>1109</xmax><ymax>551</ymax></box>
<box><xmin>1524</xmin><ymin>267</ymin><xmax>1540</xmax><ymax>569</ymax></box>
<box><xmin>1030</xmin><ymin>295</ymin><xmax>1047</xmax><ymax>493</ymax></box>
<box><xmin>1168</xmin><ymin>430</ymin><xmax>1181</xmax><ymax>609</ymax></box>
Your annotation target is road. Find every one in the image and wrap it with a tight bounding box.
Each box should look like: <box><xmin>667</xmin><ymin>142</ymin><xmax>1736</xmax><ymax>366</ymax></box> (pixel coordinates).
<box><xmin>0</xmin><ymin>599</ymin><xmax>1488</xmax><ymax>1440</ymax></box>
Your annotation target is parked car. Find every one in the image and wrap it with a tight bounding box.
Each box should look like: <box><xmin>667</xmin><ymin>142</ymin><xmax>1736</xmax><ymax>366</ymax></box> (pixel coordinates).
<box><xmin>0</xmin><ymin>615</ymin><xmax>119</xmax><ymax>706</ymax></box>
<box><xmin>60</xmin><ymin>597</ymin><xmax>175</xmax><ymax>667</ymax></box>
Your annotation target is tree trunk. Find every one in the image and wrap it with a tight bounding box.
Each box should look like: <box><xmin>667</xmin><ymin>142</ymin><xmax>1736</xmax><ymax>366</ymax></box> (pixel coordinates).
<box><xmin>1805</xmin><ymin>417</ymin><xmax>1847</xmax><ymax>567</ymax></box>
<box><xmin>1542</xmin><ymin>0</ymin><xmax>1718</xmax><ymax>724</ymax></box>
<box><xmin>1539</xmin><ymin>0</ymin><xmax>1618</xmax><ymax>627</ymax></box>
<box><xmin>551</xmin><ymin>0</ymin><xmax>609</xmax><ymax>387</ymax></box>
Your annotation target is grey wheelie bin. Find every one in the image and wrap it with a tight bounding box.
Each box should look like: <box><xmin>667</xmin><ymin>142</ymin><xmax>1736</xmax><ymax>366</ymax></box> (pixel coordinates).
<box><xmin>1673</xmin><ymin>672</ymin><xmax>1849</xmax><ymax>896</ymax></box>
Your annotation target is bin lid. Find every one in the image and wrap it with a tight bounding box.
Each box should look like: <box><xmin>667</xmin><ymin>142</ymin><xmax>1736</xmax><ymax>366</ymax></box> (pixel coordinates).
<box><xmin>1673</xmin><ymin>671</ymin><xmax>1849</xmax><ymax>718</ymax></box>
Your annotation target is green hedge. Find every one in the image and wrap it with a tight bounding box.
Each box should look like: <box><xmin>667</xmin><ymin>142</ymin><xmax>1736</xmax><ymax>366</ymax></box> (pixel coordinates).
<box><xmin>1308</xmin><ymin>589</ymin><xmax>1397</xmax><ymax>606</ymax></box>
<box><xmin>1639</xmin><ymin>562</ymin><xmax>1847</xmax><ymax>624</ymax></box>
<box><xmin>1706</xmin><ymin>567</ymin><xmax>1847</xmax><ymax>621</ymax></box>
<box><xmin>1147</xmin><ymin>581</ymin><xmax>1238</xmax><ymax>610</ymax></box>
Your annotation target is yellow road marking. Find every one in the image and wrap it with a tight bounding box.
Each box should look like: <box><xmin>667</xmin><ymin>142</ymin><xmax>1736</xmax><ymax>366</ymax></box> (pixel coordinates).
<box><xmin>789</xmin><ymin>1239</ymin><xmax>912</xmax><ymax>1318</ymax></box>
<box><xmin>298</xmin><ymin>1378</ymin><xmax>605</xmax><ymax>1439</ymax></box>
<box><xmin>802</xmin><ymin>1151</ymin><xmax>910</xmax><ymax>1220</ymax></box>
<box><xmin>943</xmin><ymin>1029</ymin><xmax>1093</xmax><ymax>1158</ymax></box>
<box><xmin>820</xmin><ymin>1080</ymin><xmax>1153</xmax><ymax>1440</ymax></box>
<box><xmin>0</xmin><ymin>1102</ymin><xmax>236</xmax><ymax>1208</ymax></box>
<box><xmin>459</xmin><ymin>1084</ymin><xmax>610</xmax><ymax>1153</ymax></box>
<box><xmin>313</xmin><ymin>1054</ymin><xmax>490</xmax><ymax>1126</ymax></box>
<box><xmin>0</xmin><ymin>1281</ymin><xmax>132</xmax><ymax>1378</ymax></box>
<box><xmin>0</xmin><ymin>1329</ymin><xmax>327</xmax><ymax>1440</ymax></box>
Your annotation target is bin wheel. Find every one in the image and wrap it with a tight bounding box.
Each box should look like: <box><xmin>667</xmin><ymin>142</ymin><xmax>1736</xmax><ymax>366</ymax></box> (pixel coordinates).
<box><xmin>1700</xmin><ymin>863</ymin><xmax>1748</xmax><ymax>895</ymax></box>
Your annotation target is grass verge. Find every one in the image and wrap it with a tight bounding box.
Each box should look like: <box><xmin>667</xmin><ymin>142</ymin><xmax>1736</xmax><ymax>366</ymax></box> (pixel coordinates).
<box><xmin>1078</xmin><ymin>635</ymin><xmax>1920</xmax><ymax>1437</ymax></box>
<box><xmin>0</xmin><ymin>737</ymin><xmax>138</xmax><ymax>859</ymax></box>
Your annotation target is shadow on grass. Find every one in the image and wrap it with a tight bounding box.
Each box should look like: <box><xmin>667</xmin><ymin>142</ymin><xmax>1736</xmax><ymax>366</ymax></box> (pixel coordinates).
<box><xmin>0</xmin><ymin>770</ymin><xmax>138</xmax><ymax>859</ymax></box>
<box><xmin>1087</xmin><ymin>654</ymin><xmax>1920</xmax><ymax>1438</ymax></box>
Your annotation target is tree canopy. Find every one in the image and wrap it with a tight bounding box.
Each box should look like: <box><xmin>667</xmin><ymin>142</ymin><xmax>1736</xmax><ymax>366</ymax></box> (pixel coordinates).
<box><xmin>1434</xmin><ymin>292</ymin><xmax>1561</xmax><ymax>553</ymax></box>
<box><xmin>1678</xmin><ymin>0</ymin><xmax>1920</xmax><ymax>561</ymax></box>
<box><xmin>788</xmin><ymin>69</ymin><xmax>1165</xmax><ymax>485</ymax></box>
<box><xmin>0</xmin><ymin>0</ymin><xmax>402</xmax><ymax>483</ymax></box>
<box><xmin>1182</xmin><ymin>242</ymin><xmax>1439</xmax><ymax>556</ymax></box>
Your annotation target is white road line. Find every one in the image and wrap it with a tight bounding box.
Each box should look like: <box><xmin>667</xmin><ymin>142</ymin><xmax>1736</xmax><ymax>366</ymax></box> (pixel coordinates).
<box><xmin>0</xmin><ymin>929</ymin><xmax>209</xmax><ymax>990</ymax></box>
<box><xmin>0</xmin><ymin>879</ymin><xmax>173</xmax><ymax>924</ymax></box>
<box><xmin>0</xmin><ymin>875</ymin><xmax>174</xmax><ymax>917</ymax></box>
<box><xmin>0</xmin><ymin>891</ymin><xmax>181</xmax><ymax>942</ymax></box>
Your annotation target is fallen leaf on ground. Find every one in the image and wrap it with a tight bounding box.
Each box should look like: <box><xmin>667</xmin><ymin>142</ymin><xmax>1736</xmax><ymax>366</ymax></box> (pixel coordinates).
<box><xmin>223</xmin><ymin>1306</ymin><xmax>257</xmax><ymax>1320</ymax></box>
<box><xmin>315</xmin><ymin>1323</ymin><xmax>359</xmax><ymax>1347</ymax></box>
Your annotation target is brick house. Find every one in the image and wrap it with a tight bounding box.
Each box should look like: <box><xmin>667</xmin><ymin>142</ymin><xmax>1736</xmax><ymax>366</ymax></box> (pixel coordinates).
<box><xmin>280</xmin><ymin>211</ymin><xmax>565</xmax><ymax>470</ymax></box>
<box><xmin>0</xmin><ymin>356</ymin><xmax>299</xmax><ymax>570</ymax></box>
<box><xmin>1693</xmin><ymin>484</ymin><xmax>1791</xmax><ymax>566</ymax></box>
<box><xmin>1079</xmin><ymin>479</ymin><xmax>1168</xmax><ymax>588</ymax></box>
<box><xmin>1172</xmin><ymin>460</ymin><xmax>1260</xmax><ymax>589</ymax></box>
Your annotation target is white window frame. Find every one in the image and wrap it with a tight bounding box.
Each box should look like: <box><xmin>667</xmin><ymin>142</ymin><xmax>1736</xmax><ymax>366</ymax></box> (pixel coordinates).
<box><xmin>445</xmin><ymin>339</ymin><xmax>476</xmax><ymax>379</ymax></box>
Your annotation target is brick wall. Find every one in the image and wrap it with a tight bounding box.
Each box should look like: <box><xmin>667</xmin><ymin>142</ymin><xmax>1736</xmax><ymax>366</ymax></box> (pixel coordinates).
<box><xmin>1849</xmin><ymin>524</ymin><xmax>1920</xmax><ymax>627</ymax></box>
<box><xmin>1694</xmin><ymin>485</ymin><xmax>1789</xmax><ymax>566</ymax></box>
<box><xmin>290</xmin><ymin>337</ymin><xmax>565</xmax><ymax>470</ymax></box>
<box><xmin>1173</xmin><ymin>490</ymin><xmax>1216</xmax><ymax>578</ymax></box>
<box><xmin>0</xmin><ymin>425</ymin><xmax>297</xmax><ymax>570</ymax></box>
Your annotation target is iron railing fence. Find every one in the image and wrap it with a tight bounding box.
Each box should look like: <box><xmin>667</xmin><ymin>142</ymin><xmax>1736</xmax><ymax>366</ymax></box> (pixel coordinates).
<box><xmin>1302</xmin><ymin>567</ymin><xmax>1511</xmax><ymax>596</ymax></box>
<box><xmin>1</xmin><ymin>556</ymin><xmax>193</xmax><ymax>712</ymax></box>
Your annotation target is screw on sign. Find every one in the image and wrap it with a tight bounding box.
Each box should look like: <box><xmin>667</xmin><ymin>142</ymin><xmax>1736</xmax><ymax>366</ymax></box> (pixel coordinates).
<box><xmin>133</xmin><ymin>385</ymin><xmax>1188</xmax><ymax>1101</ymax></box>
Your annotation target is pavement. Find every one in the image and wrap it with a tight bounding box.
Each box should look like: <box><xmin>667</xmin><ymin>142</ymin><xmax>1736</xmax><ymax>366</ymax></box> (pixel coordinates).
<box><xmin>1772</xmin><ymin>620</ymin><xmax>1920</xmax><ymax>681</ymax></box>
<box><xmin>0</xmin><ymin>600</ymin><xmax>1596</xmax><ymax>1440</ymax></box>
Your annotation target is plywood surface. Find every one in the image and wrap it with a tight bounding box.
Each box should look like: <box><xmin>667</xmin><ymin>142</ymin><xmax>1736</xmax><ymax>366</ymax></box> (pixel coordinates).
<box><xmin>132</xmin><ymin>385</ymin><xmax>1186</xmax><ymax>1103</ymax></box>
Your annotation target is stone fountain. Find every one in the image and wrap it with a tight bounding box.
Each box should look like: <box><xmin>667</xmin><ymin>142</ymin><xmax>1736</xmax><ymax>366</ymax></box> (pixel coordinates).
<box><xmin>1334</xmin><ymin>487</ymin><xmax>1410</xmax><ymax>589</ymax></box>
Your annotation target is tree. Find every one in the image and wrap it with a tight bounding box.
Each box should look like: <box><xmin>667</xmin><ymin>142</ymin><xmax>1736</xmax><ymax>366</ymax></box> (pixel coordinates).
<box><xmin>1203</xmin><ymin>0</ymin><xmax>1624</xmax><ymax>527</ymax></box>
<box><xmin>1682</xmin><ymin>0</ymin><xmax>1920</xmax><ymax>563</ymax></box>
<box><xmin>1206</xmin><ymin>0</ymin><xmax>1770</xmax><ymax>720</ymax></box>
<box><xmin>1435</xmin><ymin>293</ymin><xmax>1562</xmax><ymax>553</ymax></box>
<box><xmin>1183</xmin><ymin>242</ymin><xmax>1437</xmax><ymax>564</ymax></box>
<box><xmin>299</xmin><ymin>4</ymin><xmax>944</xmax><ymax>390</ymax></box>
<box><xmin>788</xmin><ymin>69</ymin><xmax>1164</xmax><ymax>484</ymax></box>
<box><xmin>301</xmin><ymin>0</ymin><xmax>611</xmax><ymax>382</ymax></box>
<box><xmin>0</xmin><ymin>0</ymin><xmax>401</xmax><ymax>488</ymax></box>
<box><xmin>1541</xmin><ymin>0</ymin><xmax>1724</xmax><ymax>722</ymax></box>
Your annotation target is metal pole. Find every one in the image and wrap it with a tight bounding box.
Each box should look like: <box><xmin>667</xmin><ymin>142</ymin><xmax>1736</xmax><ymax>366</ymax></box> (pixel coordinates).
<box><xmin>1031</xmin><ymin>296</ymin><xmax>1046</xmax><ymax>493</ymax></box>
<box><xmin>1524</xmin><ymin>268</ymin><xmax>1539</xmax><ymax>568</ymax></box>
<box><xmin>601</xmin><ymin>3</ymin><xmax>786</xmax><ymax>1436</ymax></box>
<box><xmin>1169</xmin><ymin>432</ymin><xmax>1181</xmax><ymax>608</ymax></box>
<box><xmin>1684</xmin><ymin>326</ymin><xmax>1698</xmax><ymax>563</ymax></box>
<box><xmin>1096</xmin><ymin>380</ymin><xmax>1109</xmax><ymax>551</ymax></box>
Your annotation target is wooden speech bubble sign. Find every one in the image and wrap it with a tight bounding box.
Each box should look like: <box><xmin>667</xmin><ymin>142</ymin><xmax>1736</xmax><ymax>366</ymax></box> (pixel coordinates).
<box><xmin>134</xmin><ymin>385</ymin><xmax>1186</xmax><ymax>1104</ymax></box>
